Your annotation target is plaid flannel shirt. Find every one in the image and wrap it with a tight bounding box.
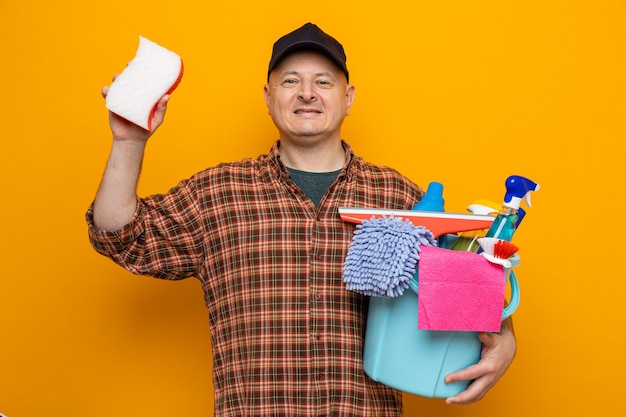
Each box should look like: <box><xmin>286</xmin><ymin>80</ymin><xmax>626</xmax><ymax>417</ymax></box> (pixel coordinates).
<box><xmin>87</xmin><ymin>141</ymin><xmax>423</xmax><ymax>417</ymax></box>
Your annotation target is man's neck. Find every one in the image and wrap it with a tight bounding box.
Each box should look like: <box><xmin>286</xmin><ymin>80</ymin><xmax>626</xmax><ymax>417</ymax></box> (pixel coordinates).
<box><xmin>278</xmin><ymin>139</ymin><xmax>346</xmax><ymax>172</ymax></box>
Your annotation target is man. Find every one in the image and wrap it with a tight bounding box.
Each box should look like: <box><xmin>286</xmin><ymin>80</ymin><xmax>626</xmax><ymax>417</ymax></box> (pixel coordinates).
<box><xmin>87</xmin><ymin>23</ymin><xmax>516</xmax><ymax>416</ymax></box>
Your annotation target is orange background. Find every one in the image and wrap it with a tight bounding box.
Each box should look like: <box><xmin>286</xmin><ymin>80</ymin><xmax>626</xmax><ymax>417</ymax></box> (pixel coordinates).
<box><xmin>1</xmin><ymin>1</ymin><xmax>625</xmax><ymax>416</ymax></box>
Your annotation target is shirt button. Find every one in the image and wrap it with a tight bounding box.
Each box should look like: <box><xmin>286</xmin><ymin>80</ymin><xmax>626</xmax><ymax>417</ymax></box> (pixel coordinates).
<box><xmin>315</xmin><ymin>333</ymin><xmax>322</xmax><ymax>340</ymax></box>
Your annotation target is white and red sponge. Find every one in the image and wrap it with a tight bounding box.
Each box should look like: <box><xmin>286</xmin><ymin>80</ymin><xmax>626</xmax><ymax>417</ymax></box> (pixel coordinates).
<box><xmin>105</xmin><ymin>36</ymin><xmax>183</xmax><ymax>131</ymax></box>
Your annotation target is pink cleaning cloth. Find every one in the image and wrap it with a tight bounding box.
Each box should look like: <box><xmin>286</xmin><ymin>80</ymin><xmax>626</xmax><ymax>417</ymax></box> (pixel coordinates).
<box><xmin>105</xmin><ymin>36</ymin><xmax>183</xmax><ymax>131</ymax></box>
<box><xmin>417</xmin><ymin>246</ymin><xmax>506</xmax><ymax>332</ymax></box>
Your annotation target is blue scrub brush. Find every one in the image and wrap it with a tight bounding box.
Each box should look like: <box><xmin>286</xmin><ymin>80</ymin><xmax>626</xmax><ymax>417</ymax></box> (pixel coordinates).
<box><xmin>343</xmin><ymin>215</ymin><xmax>437</xmax><ymax>297</ymax></box>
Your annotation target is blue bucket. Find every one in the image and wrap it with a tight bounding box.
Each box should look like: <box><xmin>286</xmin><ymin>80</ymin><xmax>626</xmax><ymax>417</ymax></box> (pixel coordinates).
<box><xmin>362</xmin><ymin>255</ymin><xmax>519</xmax><ymax>398</ymax></box>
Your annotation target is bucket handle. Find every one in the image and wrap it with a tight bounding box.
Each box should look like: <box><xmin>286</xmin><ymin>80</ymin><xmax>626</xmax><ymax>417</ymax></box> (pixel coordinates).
<box><xmin>501</xmin><ymin>269</ymin><xmax>520</xmax><ymax>319</ymax></box>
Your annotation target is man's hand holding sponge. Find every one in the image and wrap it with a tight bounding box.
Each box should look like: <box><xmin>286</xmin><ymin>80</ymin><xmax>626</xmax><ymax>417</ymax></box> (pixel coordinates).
<box><xmin>105</xmin><ymin>36</ymin><xmax>183</xmax><ymax>132</ymax></box>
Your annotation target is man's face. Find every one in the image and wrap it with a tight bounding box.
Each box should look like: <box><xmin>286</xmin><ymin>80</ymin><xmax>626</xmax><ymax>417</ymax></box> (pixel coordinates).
<box><xmin>264</xmin><ymin>50</ymin><xmax>355</xmax><ymax>145</ymax></box>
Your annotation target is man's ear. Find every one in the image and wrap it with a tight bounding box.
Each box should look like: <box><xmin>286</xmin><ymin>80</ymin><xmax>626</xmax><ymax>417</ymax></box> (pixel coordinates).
<box><xmin>263</xmin><ymin>83</ymin><xmax>271</xmax><ymax>114</ymax></box>
<box><xmin>345</xmin><ymin>84</ymin><xmax>356</xmax><ymax>115</ymax></box>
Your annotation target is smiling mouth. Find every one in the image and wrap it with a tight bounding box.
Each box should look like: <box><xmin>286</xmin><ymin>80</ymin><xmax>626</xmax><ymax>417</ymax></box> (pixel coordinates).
<box><xmin>294</xmin><ymin>109</ymin><xmax>321</xmax><ymax>114</ymax></box>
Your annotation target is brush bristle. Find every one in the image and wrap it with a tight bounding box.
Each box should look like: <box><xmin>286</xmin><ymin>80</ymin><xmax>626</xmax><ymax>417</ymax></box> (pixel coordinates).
<box><xmin>494</xmin><ymin>239</ymin><xmax>519</xmax><ymax>259</ymax></box>
<box><xmin>478</xmin><ymin>237</ymin><xmax>519</xmax><ymax>259</ymax></box>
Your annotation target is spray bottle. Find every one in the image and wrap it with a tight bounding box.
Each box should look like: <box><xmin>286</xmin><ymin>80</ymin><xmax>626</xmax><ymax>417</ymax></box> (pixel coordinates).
<box><xmin>481</xmin><ymin>175</ymin><xmax>539</xmax><ymax>245</ymax></box>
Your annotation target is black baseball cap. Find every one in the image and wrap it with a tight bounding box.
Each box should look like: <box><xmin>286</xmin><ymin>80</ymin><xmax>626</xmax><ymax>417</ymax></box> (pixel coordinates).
<box><xmin>268</xmin><ymin>23</ymin><xmax>349</xmax><ymax>82</ymax></box>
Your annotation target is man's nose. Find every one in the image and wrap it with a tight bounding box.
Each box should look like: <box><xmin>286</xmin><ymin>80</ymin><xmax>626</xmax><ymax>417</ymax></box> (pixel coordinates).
<box><xmin>298</xmin><ymin>82</ymin><xmax>316</xmax><ymax>101</ymax></box>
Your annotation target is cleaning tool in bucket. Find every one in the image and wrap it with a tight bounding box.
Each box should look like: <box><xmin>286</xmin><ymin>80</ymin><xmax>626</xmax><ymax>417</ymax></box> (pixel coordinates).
<box><xmin>338</xmin><ymin>207</ymin><xmax>494</xmax><ymax>239</ymax></box>
<box><xmin>342</xmin><ymin>215</ymin><xmax>436</xmax><ymax>297</ymax></box>
<box><xmin>411</xmin><ymin>181</ymin><xmax>451</xmax><ymax>247</ymax></box>
<box><xmin>416</xmin><ymin>245</ymin><xmax>509</xmax><ymax>332</ymax></box>
<box><xmin>342</xmin><ymin>181</ymin><xmax>448</xmax><ymax>297</ymax></box>
<box><xmin>411</xmin><ymin>182</ymin><xmax>445</xmax><ymax>212</ymax></box>
<box><xmin>448</xmin><ymin>199</ymin><xmax>500</xmax><ymax>252</ymax></box>
<box><xmin>480</xmin><ymin>175</ymin><xmax>539</xmax><ymax>245</ymax></box>
<box><xmin>478</xmin><ymin>238</ymin><xmax>519</xmax><ymax>268</ymax></box>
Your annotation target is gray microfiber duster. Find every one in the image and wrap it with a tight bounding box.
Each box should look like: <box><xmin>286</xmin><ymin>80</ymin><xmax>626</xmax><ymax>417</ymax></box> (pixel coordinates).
<box><xmin>343</xmin><ymin>215</ymin><xmax>436</xmax><ymax>297</ymax></box>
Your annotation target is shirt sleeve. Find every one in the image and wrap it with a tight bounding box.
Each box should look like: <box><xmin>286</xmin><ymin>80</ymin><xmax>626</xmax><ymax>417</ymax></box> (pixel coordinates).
<box><xmin>85</xmin><ymin>177</ymin><xmax>206</xmax><ymax>280</ymax></box>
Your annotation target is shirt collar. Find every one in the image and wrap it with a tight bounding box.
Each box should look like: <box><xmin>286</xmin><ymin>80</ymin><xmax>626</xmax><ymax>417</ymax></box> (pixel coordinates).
<box><xmin>267</xmin><ymin>140</ymin><xmax>355</xmax><ymax>180</ymax></box>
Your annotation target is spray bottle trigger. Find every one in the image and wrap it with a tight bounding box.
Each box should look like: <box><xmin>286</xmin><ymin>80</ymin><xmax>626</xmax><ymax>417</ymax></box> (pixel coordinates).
<box><xmin>524</xmin><ymin>182</ymin><xmax>540</xmax><ymax>207</ymax></box>
<box><xmin>525</xmin><ymin>192</ymin><xmax>532</xmax><ymax>208</ymax></box>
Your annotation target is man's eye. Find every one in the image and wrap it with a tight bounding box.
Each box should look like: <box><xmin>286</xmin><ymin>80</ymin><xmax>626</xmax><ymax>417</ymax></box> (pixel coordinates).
<box><xmin>283</xmin><ymin>79</ymin><xmax>298</xmax><ymax>85</ymax></box>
